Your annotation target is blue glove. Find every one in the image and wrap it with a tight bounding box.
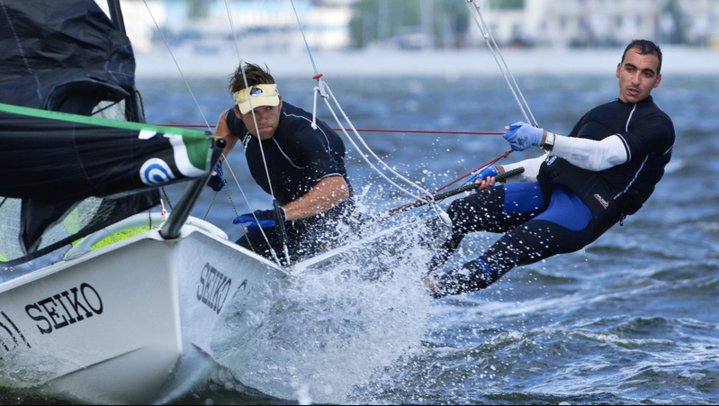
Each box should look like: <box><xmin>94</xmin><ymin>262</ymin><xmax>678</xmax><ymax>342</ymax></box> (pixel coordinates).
<box><xmin>466</xmin><ymin>166</ymin><xmax>499</xmax><ymax>185</ymax></box>
<box><xmin>233</xmin><ymin>209</ymin><xmax>285</xmax><ymax>232</ymax></box>
<box><xmin>207</xmin><ymin>162</ymin><xmax>226</xmax><ymax>192</ymax></box>
<box><xmin>503</xmin><ymin>121</ymin><xmax>543</xmax><ymax>151</ymax></box>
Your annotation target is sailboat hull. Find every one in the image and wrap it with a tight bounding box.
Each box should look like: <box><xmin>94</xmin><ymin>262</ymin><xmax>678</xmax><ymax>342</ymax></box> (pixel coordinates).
<box><xmin>0</xmin><ymin>217</ymin><xmax>288</xmax><ymax>404</ymax></box>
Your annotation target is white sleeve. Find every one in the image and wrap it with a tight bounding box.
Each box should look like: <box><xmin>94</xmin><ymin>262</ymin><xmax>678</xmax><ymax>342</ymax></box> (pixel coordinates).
<box><xmin>501</xmin><ymin>154</ymin><xmax>546</xmax><ymax>182</ymax></box>
<box><xmin>550</xmin><ymin>133</ymin><xmax>628</xmax><ymax>171</ymax></box>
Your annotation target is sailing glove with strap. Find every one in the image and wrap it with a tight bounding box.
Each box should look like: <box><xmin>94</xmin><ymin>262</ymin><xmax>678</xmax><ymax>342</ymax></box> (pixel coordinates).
<box><xmin>207</xmin><ymin>161</ymin><xmax>226</xmax><ymax>192</ymax></box>
<box><xmin>503</xmin><ymin>121</ymin><xmax>543</xmax><ymax>151</ymax></box>
<box><xmin>233</xmin><ymin>208</ymin><xmax>286</xmax><ymax>232</ymax></box>
<box><xmin>466</xmin><ymin>166</ymin><xmax>499</xmax><ymax>185</ymax></box>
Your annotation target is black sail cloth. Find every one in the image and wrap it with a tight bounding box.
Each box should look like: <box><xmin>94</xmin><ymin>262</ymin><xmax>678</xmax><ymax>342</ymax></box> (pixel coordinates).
<box><xmin>0</xmin><ymin>0</ymin><xmax>213</xmax><ymax>262</ymax></box>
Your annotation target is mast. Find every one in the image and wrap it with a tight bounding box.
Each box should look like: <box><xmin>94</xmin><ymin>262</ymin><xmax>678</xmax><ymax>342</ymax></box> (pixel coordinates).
<box><xmin>105</xmin><ymin>0</ymin><xmax>146</xmax><ymax>123</ymax></box>
<box><xmin>107</xmin><ymin>0</ymin><xmax>127</xmax><ymax>35</ymax></box>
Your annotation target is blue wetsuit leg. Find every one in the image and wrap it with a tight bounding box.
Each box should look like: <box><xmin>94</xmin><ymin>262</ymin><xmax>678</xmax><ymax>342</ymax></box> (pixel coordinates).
<box><xmin>428</xmin><ymin>182</ymin><xmax>545</xmax><ymax>270</ymax></box>
<box><xmin>432</xmin><ymin>185</ymin><xmax>598</xmax><ymax>297</ymax></box>
<box><xmin>480</xmin><ymin>185</ymin><xmax>593</xmax><ymax>275</ymax></box>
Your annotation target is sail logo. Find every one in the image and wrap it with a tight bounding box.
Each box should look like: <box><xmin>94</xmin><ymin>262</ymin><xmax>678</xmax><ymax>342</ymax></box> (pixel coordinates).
<box><xmin>0</xmin><ymin>311</ymin><xmax>32</xmax><ymax>359</ymax></box>
<box><xmin>25</xmin><ymin>283</ymin><xmax>104</xmax><ymax>335</ymax></box>
<box><xmin>140</xmin><ymin>158</ymin><xmax>176</xmax><ymax>186</ymax></box>
<box><xmin>197</xmin><ymin>263</ymin><xmax>233</xmax><ymax>314</ymax></box>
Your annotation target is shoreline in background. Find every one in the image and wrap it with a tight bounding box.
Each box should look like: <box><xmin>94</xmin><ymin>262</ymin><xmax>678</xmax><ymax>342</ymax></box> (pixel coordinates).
<box><xmin>136</xmin><ymin>46</ymin><xmax>719</xmax><ymax>79</ymax></box>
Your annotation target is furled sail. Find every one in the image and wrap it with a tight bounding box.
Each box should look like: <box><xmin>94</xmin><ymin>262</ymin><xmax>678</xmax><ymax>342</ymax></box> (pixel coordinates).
<box><xmin>0</xmin><ymin>103</ymin><xmax>211</xmax><ymax>203</ymax></box>
<box><xmin>0</xmin><ymin>0</ymin><xmax>214</xmax><ymax>265</ymax></box>
<box><xmin>0</xmin><ymin>103</ymin><xmax>213</xmax><ymax>257</ymax></box>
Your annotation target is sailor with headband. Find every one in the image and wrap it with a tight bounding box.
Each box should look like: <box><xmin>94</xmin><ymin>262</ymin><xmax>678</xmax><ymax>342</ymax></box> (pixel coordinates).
<box><xmin>233</xmin><ymin>83</ymin><xmax>280</xmax><ymax>115</ymax></box>
<box><xmin>209</xmin><ymin>63</ymin><xmax>355</xmax><ymax>261</ymax></box>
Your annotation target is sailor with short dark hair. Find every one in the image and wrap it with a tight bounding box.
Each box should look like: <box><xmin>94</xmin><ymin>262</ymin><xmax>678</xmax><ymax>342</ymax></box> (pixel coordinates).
<box><xmin>425</xmin><ymin>39</ymin><xmax>675</xmax><ymax>298</ymax></box>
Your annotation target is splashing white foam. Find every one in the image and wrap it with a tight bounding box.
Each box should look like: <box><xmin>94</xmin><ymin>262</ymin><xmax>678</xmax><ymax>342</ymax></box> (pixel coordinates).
<box><xmin>211</xmin><ymin>211</ymin><xmax>445</xmax><ymax>403</ymax></box>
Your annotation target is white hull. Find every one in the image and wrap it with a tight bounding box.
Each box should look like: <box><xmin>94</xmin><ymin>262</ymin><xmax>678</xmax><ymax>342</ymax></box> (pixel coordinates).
<box><xmin>0</xmin><ymin>209</ymin><xmax>443</xmax><ymax>404</ymax></box>
<box><xmin>0</xmin><ymin>214</ymin><xmax>289</xmax><ymax>404</ymax></box>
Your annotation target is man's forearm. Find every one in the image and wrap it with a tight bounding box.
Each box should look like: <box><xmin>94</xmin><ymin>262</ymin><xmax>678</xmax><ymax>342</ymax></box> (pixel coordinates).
<box><xmin>282</xmin><ymin>175</ymin><xmax>350</xmax><ymax>221</ymax></box>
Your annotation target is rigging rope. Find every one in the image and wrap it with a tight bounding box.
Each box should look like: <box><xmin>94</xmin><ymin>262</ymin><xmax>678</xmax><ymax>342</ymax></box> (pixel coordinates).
<box><xmin>290</xmin><ymin>0</ymin><xmax>320</xmax><ymax>77</ymax></box>
<box><xmin>317</xmin><ymin>79</ymin><xmax>446</xmax><ymax>208</ymax></box>
<box><xmin>143</xmin><ymin>0</ymin><xmax>288</xmax><ymax>267</ymax></box>
<box><xmin>222</xmin><ymin>0</ymin><xmax>244</xmax><ymax>64</ymax></box>
<box><xmin>154</xmin><ymin>124</ymin><xmax>503</xmax><ymax>136</ymax></box>
<box><xmin>221</xmin><ymin>1</ymin><xmax>290</xmax><ymax>266</ymax></box>
<box><xmin>466</xmin><ymin>0</ymin><xmax>538</xmax><ymax>127</ymax></box>
<box><xmin>141</xmin><ymin>0</ymin><xmax>214</xmax><ymax>133</ymax></box>
<box><xmin>143</xmin><ymin>0</ymin><xmax>536</xmax><ymax>264</ymax></box>
<box><xmin>289</xmin><ymin>0</ymin><xmax>447</xmax><ymax>216</ymax></box>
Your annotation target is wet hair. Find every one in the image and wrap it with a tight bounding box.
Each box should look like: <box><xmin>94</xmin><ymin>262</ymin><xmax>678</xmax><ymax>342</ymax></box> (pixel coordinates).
<box><xmin>228</xmin><ymin>63</ymin><xmax>275</xmax><ymax>93</ymax></box>
<box><xmin>621</xmin><ymin>39</ymin><xmax>663</xmax><ymax>74</ymax></box>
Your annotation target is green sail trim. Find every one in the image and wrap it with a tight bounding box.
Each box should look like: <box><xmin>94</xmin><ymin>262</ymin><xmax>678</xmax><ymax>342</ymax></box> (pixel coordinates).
<box><xmin>0</xmin><ymin>102</ymin><xmax>213</xmax><ymax>172</ymax></box>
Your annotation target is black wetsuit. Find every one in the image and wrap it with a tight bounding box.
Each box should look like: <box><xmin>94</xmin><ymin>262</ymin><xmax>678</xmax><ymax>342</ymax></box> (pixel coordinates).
<box><xmin>226</xmin><ymin>101</ymin><xmax>353</xmax><ymax>261</ymax></box>
<box><xmin>430</xmin><ymin>96</ymin><xmax>675</xmax><ymax>297</ymax></box>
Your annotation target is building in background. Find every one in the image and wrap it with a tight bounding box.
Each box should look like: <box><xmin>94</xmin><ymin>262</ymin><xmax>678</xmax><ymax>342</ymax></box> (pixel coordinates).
<box><xmin>121</xmin><ymin>0</ymin><xmax>719</xmax><ymax>54</ymax></box>
<box><xmin>478</xmin><ymin>0</ymin><xmax>719</xmax><ymax>49</ymax></box>
<box><xmin>123</xmin><ymin>0</ymin><xmax>352</xmax><ymax>53</ymax></box>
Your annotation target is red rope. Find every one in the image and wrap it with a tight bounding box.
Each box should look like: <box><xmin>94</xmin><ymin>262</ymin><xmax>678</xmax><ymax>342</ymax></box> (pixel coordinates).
<box><xmin>156</xmin><ymin>124</ymin><xmax>212</xmax><ymax>128</ymax></box>
<box><xmin>386</xmin><ymin>149</ymin><xmax>513</xmax><ymax>216</ymax></box>
<box><xmin>154</xmin><ymin>123</ymin><xmax>503</xmax><ymax>136</ymax></box>
<box><xmin>433</xmin><ymin>149</ymin><xmax>513</xmax><ymax>194</ymax></box>
<box><xmin>155</xmin><ymin>122</ymin><xmax>509</xmax><ymax>190</ymax></box>
<box><xmin>337</xmin><ymin>128</ymin><xmax>503</xmax><ymax>136</ymax></box>
<box><xmin>155</xmin><ymin>122</ymin><xmax>511</xmax><ymax>222</ymax></box>
<box><xmin>154</xmin><ymin>123</ymin><xmax>508</xmax><ymax>182</ymax></box>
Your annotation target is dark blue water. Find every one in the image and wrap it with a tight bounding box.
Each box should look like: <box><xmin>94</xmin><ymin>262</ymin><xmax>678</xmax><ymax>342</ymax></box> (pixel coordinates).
<box><xmin>7</xmin><ymin>72</ymin><xmax>716</xmax><ymax>405</ymax></box>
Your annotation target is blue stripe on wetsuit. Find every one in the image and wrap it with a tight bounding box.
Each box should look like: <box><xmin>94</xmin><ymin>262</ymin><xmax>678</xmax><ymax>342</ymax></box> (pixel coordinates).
<box><xmin>503</xmin><ymin>182</ymin><xmax>544</xmax><ymax>214</ymax></box>
<box><xmin>504</xmin><ymin>183</ymin><xmax>591</xmax><ymax>231</ymax></box>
